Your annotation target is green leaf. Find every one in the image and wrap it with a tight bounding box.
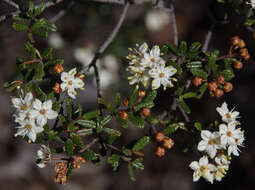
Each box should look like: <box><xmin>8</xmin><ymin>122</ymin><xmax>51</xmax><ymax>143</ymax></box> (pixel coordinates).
<box><xmin>35</xmin><ymin>2</ymin><xmax>46</xmax><ymax>16</ymax></box>
<box><xmin>179</xmin><ymin>99</ymin><xmax>191</xmax><ymax>114</ymax></box>
<box><xmin>134</xmin><ymin>102</ymin><xmax>154</xmax><ymax>112</ymax></box>
<box><xmin>58</xmin><ymin>114</ymin><xmax>66</xmax><ymax>123</ymax></box>
<box><xmin>66</xmin><ymin>164</ymin><xmax>74</xmax><ymax>179</ymax></box>
<box><xmin>197</xmin><ymin>82</ymin><xmax>208</xmax><ymax>99</ymax></box>
<box><xmin>82</xmin><ymin>110</ymin><xmax>100</xmax><ymax>120</ymax></box>
<box><xmin>77</xmin><ymin>120</ymin><xmax>97</xmax><ymax>128</ymax></box>
<box><xmin>52</xmin><ymin>101</ymin><xmax>61</xmax><ymax>111</ymax></box>
<box><xmin>194</xmin><ymin>122</ymin><xmax>202</xmax><ymax>131</ymax></box>
<box><xmin>103</xmin><ymin>128</ymin><xmax>121</xmax><ymax>137</ymax></box>
<box><xmin>220</xmin><ymin>69</ymin><xmax>235</xmax><ymax>81</ymax></box>
<box><xmin>81</xmin><ymin>149</ymin><xmax>100</xmax><ymax>162</ymax></box>
<box><xmin>65</xmin><ymin>139</ymin><xmax>74</xmax><ymax>157</ymax></box>
<box><xmin>71</xmin><ymin>134</ymin><xmax>84</xmax><ymax>148</ymax></box>
<box><xmin>182</xmin><ymin>92</ymin><xmax>197</xmax><ymax>99</ymax></box>
<box><xmin>208</xmin><ymin>52</ymin><xmax>218</xmax><ymax>74</ymax></box>
<box><xmin>129</xmin><ymin>87</ymin><xmax>138</xmax><ymax>107</ymax></box>
<box><xmin>163</xmin><ymin>123</ymin><xmax>180</xmax><ymax>135</ymax></box>
<box><xmin>115</xmin><ymin>116</ymin><xmax>128</xmax><ymax>128</ymax></box>
<box><xmin>115</xmin><ymin>93</ymin><xmax>122</xmax><ymax>108</ymax></box>
<box><xmin>66</xmin><ymin>98</ymin><xmax>72</xmax><ymax>120</ymax></box>
<box><xmin>100</xmin><ymin>115</ymin><xmax>112</xmax><ymax>126</ymax></box>
<box><xmin>189</xmin><ymin>42</ymin><xmax>201</xmax><ymax>52</ymax></box>
<box><xmin>186</xmin><ymin>61</ymin><xmax>202</xmax><ymax>69</ymax></box>
<box><xmin>132</xmin><ymin>136</ymin><xmax>151</xmax><ymax>151</ymax></box>
<box><xmin>77</xmin><ymin>128</ymin><xmax>93</xmax><ymax>136</ymax></box>
<box><xmin>144</xmin><ymin>90</ymin><xmax>157</xmax><ymax>102</ymax></box>
<box><xmin>107</xmin><ymin>154</ymin><xmax>121</xmax><ymax>171</ymax></box>
<box><xmin>12</xmin><ymin>22</ymin><xmax>29</xmax><ymax>32</ymax></box>
<box><xmin>166</xmin><ymin>43</ymin><xmax>179</xmax><ymax>55</ymax></box>
<box><xmin>34</xmin><ymin>62</ymin><xmax>45</xmax><ymax>81</ymax></box>
<box><xmin>161</xmin><ymin>45</ymin><xmax>169</xmax><ymax>56</ymax></box>
<box><xmin>132</xmin><ymin>158</ymin><xmax>144</xmax><ymax>170</ymax></box>
<box><xmin>42</xmin><ymin>48</ymin><xmax>53</xmax><ymax>60</ymax></box>
<box><xmin>24</xmin><ymin>41</ymin><xmax>36</xmax><ymax>59</ymax></box>
<box><xmin>32</xmin><ymin>83</ymin><xmax>47</xmax><ymax>101</ymax></box>
<box><xmin>128</xmin><ymin>114</ymin><xmax>144</xmax><ymax>129</ymax></box>
<box><xmin>128</xmin><ymin>164</ymin><xmax>136</xmax><ymax>181</ymax></box>
<box><xmin>168</xmin><ymin>61</ymin><xmax>182</xmax><ymax>75</ymax></box>
<box><xmin>122</xmin><ymin>147</ymin><xmax>132</xmax><ymax>156</ymax></box>
<box><xmin>179</xmin><ymin>41</ymin><xmax>187</xmax><ymax>54</ymax></box>
<box><xmin>190</xmin><ymin>68</ymin><xmax>207</xmax><ymax>80</ymax></box>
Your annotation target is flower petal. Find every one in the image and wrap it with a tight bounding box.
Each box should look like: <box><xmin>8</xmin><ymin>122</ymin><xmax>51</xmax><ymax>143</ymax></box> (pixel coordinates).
<box><xmin>33</xmin><ymin>99</ymin><xmax>42</xmax><ymax>110</ymax></box>
<box><xmin>43</xmin><ymin>100</ymin><xmax>52</xmax><ymax>110</ymax></box>
<box><xmin>46</xmin><ymin>110</ymin><xmax>58</xmax><ymax>120</ymax></box>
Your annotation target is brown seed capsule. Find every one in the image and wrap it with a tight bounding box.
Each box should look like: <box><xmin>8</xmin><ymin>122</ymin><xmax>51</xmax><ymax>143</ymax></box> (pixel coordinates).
<box><xmin>217</xmin><ymin>75</ymin><xmax>225</xmax><ymax>85</ymax></box>
<box><xmin>138</xmin><ymin>89</ymin><xmax>146</xmax><ymax>98</ymax></box>
<box><xmin>240</xmin><ymin>48</ymin><xmax>249</xmax><ymax>58</ymax></box>
<box><xmin>214</xmin><ymin>89</ymin><xmax>224</xmax><ymax>98</ymax></box>
<box><xmin>234</xmin><ymin>61</ymin><xmax>243</xmax><ymax>70</ymax></box>
<box><xmin>53</xmin><ymin>83</ymin><xmax>62</xmax><ymax>94</ymax></box>
<box><xmin>119</xmin><ymin>111</ymin><xmax>128</xmax><ymax>120</ymax></box>
<box><xmin>163</xmin><ymin>138</ymin><xmax>174</xmax><ymax>149</ymax></box>
<box><xmin>122</xmin><ymin>98</ymin><xmax>129</xmax><ymax>107</ymax></box>
<box><xmin>155</xmin><ymin>132</ymin><xmax>165</xmax><ymax>142</ymax></box>
<box><xmin>72</xmin><ymin>156</ymin><xmax>85</xmax><ymax>169</ymax></box>
<box><xmin>55</xmin><ymin>162</ymin><xmax>67</xmax><ymax>175</ymax></box>
<box><xmin>208</xmin><ymin>82</ymin><xmax>218</xmax><ymax>92</ymax></box>
<box><xmin>232</xmin><ymin>36</ymin><xmax>241</xmax><ymax>46</ymax></box>
<box><xmin>155</xmin><ymin>147</ymin><xmax>165</xmax><ymax>158</ymax></box>
<box><xmin>192</xmin><ymin>76</ymin><xmax>203</xmax><ymax>87</ymax></box>
<box><xmin>141</xmin><ymin>107</ymin><xmax>151</xmax><ymax>117</ymax></box>
<box><xmin>55</xmin><ymin>173</ymin><xmax>67</xmax><ymax>185</ymax></box>
<box><xmin>54</xmin><ymin>64</ymin><xmax>64</xmax><ymax>74</ymax></box>
<box><xmin>224</xmin><ymin>82</ymin><xmax>233</xmax><ymax>93</ymax></box>
<box><xmin>244</xmin><ymin>54</ymin><xmax>250</xmax><ymax>61</ymax></box>
<box><xmin>238</xmin><ymin>39</ymin><xmax>246</xmax><ymax>48</ymax></box>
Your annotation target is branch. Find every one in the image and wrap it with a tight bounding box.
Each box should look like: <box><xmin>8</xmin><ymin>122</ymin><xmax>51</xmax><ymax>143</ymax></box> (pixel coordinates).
<box><xmin>3</xmin><ymin>0</ymin><xmax>19</xmax><ymax>9</ymax></box>
<box><xmin>49</xmin><ymin>1</ymin><xmax>75</xmax><ymax>23</ymax></box>
<box><xmin>177</xmin><ymin>101</ymin><xmax>190</xmax><ymax>122</ymax></box>
<box><xmin>79</xmin><ymin>138</ymin><xmax>99</xmax><ymax>153</ymax></box>
<box><xmin>170</xmin><ymin>4</ymin><xmax>178</xmax><ymax>46</ymax></box>
<box><xmin>202</xmin><ymin>24</ymin><xmax>214</xmax><ymax>53</ymax></box>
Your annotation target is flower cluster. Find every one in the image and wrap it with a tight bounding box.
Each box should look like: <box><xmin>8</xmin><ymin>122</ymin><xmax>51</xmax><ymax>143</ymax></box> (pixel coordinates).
<box><xmin>190</xmin><ymin>102</ymin><xmax>244</xmax><ymax>183</ymax></box>
<box><xmin>11</xmin><ymin>92</ymin><xmax>58</xmax><ymax>142</ymax></box>
<box><xmin>126</xmin><ymin>43</ymin><xmax>177</xmax><ymax>90</ymax></box>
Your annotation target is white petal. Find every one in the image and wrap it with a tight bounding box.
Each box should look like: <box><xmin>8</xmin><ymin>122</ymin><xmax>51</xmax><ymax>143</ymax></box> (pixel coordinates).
<box><xmin>60</xmin><ymin>82</ymin><xmax>68</xmax><ymax>91</ymax></box>
<box><xmin>189</xmin><ymin>161</ymin><xmax>199</xmax><ymax>170</ymax></box>
<box><xmin>27</xmin><ymin>130</ymin><xmax>36</xmax><ymax>142</ymax></box>
<box><xmin>67</xmin><ymin>89</ymin><xmax>77</xmax><ymax>99</ymax></box>
<box><xmin>34</xmin><ymin>127</ymin><xmax>44</xmax><ymax>134</ymax></box>
<box><xmin>37</xmin><ymin>115</ymin><xmax>47</xmax><ymax>127</ymax></box>
<box><xmin>208</xmin><ymin>146</ymin><xmax>217</xmax><ymax>158</ymax></box>
<box><xmin>69</xmin><ymin>68</ymin><xmax>77</xmax><ymax>77</ymax></box>
<box><xmin>221</xmin><ymin>135</ymin><xmax>228</xmax><ymax>146</ymax></box>
<box><xmin>199</xmin><ymin>156</ymin><xmax>208</xmax><ymax>165</ymax></box>
<box><xmin>43</xmin><ymin>100</ymin><xmax>52</xmax><ymax>110</ymax></box>
<box><xmin>61</xmin><ymin>72</ymin><xmax>69</xmax><ymax>82</ymax></box>
<box><xmin>37</xmin><ymin>150</ymin><xmax>44</xmax><ymax>158</ymax></box>
<box><xmin>73</xmin><ymin>78</ymin><xmax>84</xmax><ymax>88</ymax></box>
<box><xmin>11</xmin><ymin>98</ymin><xmax>22</xmax><ymax>109</ymax></box>
<box><xmin>201</xmin><ymin>130</ymin><xmax>211</xmax><ymax>140</ymax></box>
<box><xmin>30</xmin><ymin>109</ymin><xmax>39</xmax><ymax>118</ymax></box>
<box><xmin>24</xmin><ymin>92</ymin><xmax>33</xmax><ymax>103</ymax></box>
<box><xmin>46</xmin><ymin>110</ymin><xmax>58</xmax><ymax>120</ymax></box>
<box><xmin>219</xmin><ymin>124</ymin><xmax>227</xmax><ymax>134</ymax></box>
<box><xmin>197</xmin><ymin>140</ymin><xmax>207</xmax><ymax>151</ymax></box>
<box><xmin>151</xmin><ymin>78</ymin><xmax>161</xmax><ymax>90</ymax></box>
<box><xmin>37</xmin><ymin>162</ymin><xmax>46</xmax><ymax>168</ymax></box>
<box><xmin>150</xmin><ymin>46</ymin><xmax>160</xmax><ymax>57</ymax></box>
<box><xmin>16</xmin><ymin>128</ymin><xmax>27</xmax><ymax>136</ymax></box>
<box><xmin>33</xmin><ymin>99</ymin><xmax>42</xmax><ymax>110</ymax></box>
<box><xmin>193</xmin><ymin>171</ymin><xmax>200</xmax><ymax>182</ymax></box>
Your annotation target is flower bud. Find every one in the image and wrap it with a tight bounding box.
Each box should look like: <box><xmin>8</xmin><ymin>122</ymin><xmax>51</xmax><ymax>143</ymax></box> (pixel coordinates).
<box><xmin>53</xmin><ymin>83</ymin><xmax>62</xmax><ymax>94</ymax></box>
<box><xmin>141</xmin><ymin>107</ymin><xmax>151</xmax><ymax>117</ymax></box>
<box><xmin>55</xmin><ymin>162</ymin><xmax>67</xmax><ymax>175</ymax></box>
<box><xmin>208</xmin><ymin>82</ymin><xmax>217</xmax><ymax>92</ymax></box>
<box><xmin>224</xmin><ymin>82</ymin><xmax>233</xmax><ymax>93</ymax></box>
<box><xmin>54</xmin><ymin>64</ymin><xmax>64</xmax><ymax>74</ymax></box>
<box><xmin>155</xmin><ymin>147</ymin><xmax>165</xmax><ymax>158</ymax></box>
<box><xmin>138</xmin><ymin>89</ymin><xmax>146</xmax><ymax>98</ymax></box>
<box><xmin>238</xmin><ymin>39</ymin><xmax>246</xmax><ymax>48</ymax></box>
<box><xmin>119</xmin><ymin>111</ymin><xmax>128</xmax><ymax>120</ymax></box>
<box><xmin>232</xmin><ymin>36</ymin><xmax>241</xmax><ymax>46</ymax></box>
<box><xmin>163</xmin><ymin>138</ymin><xmax>174</xmax><ymax>149</ymax></box>
<box><xmin>214</xmin><ymin>89</ymin><xmax>224</xmax><ymax>98</ymax></box>
<box><xmin>55</xmin><ymin>173</ymin><xmax>67</xmax><ymax>184</ymax></box>
<box><xmin>217</xmin><ymin>75</ymin><xmax>225</xmax><ymax>85</ymax></box>
<box><xmin>122</xmin><ymin>98</ymin><xmax>129</xmax><ymax>107</ymax></box>
<box><xmin>192</xmin><ymin>76</ymin><xmax>203</xmax><ymax>87</ymax></box>
<box><xmin>155</xmin><ymin>132</ymin><xmax>165</xmax><ymax>142</ymax></box>
<box><xmin>240</xmin><ymin>48</ymin><xmax>249</xmax><ymax>58</ymax></box>
<box><xmin>234</xmin><ymin>61</ymin><xmax>243</xmax><ymax>70</ymax></box>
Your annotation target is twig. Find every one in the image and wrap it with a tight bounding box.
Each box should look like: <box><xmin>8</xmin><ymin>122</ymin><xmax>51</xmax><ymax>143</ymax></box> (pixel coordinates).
<box><xmin>202</xmin><ymin>24</ymin><xmax>215</xmax><ymax>53</ymax></box>
<box><xmin>3</xmin><ymin>0</ymin><xmax>19</xmax><ymax>9</ymax></box>
<box><xmin>79</xmin><ymin>138</ymin><xmax>99</xmax><ymax>153</ymax></box>
<box><xmin>170</xmin><ymin>4</ymin><xmax>178</xmax><ymax>46</ymax></box>
<box><xmin>49</xmin><ymin>1</ymin><xmax>75</xmax><ymax>23</ymax></box>
<box><xmin>177</xmin><ymin>101</ymin><xmax>190</xmax><ymax>122</ymax></box>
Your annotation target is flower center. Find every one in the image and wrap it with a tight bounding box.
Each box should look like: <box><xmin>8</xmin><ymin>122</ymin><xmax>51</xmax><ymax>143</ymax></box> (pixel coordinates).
<box><xmin>226</xmin><ymin>113</ymin><xmax>231</xmax><ymax>119</ymax></box>
<box><xmin>68</xmin><ymin>81</ymin><xmax>72</xmax><ymax>86</ymax></box>
<box><xmin>227</xmin><ymin>131</ymin><xmax>232</xmax><ymax>137</ymax></box>
<box><xmin>25</xmin><ymin>124</ymin><xmax>32</xmax><ymax>130</ymax></box>
<box><xmin>200</xmin><ymin>166</ymin><xmax>207</xmax><ymax>172</ymax></box>
<box><xmin>159</xmin><ymin>73</ymin><xmax>165</xmax><ymax>78</ymax></box>
<box><xmin>21</xmin><ymin>105</ymin><xmax>27</xmax><ymax>111</ymax></box>
<box><xmin>40</xmin><ymin>109</ymin><xmax>46</xmax><ymax>115</ymax></box>
<box><xmin>209</xmin><ymin>138</ymin><xmax>216</xmax><ymax>145</ymax></box>
<box><xmin>151</xmin><ymin>58</ymin><xmax>156</xmax><ymax>62</ymax></box>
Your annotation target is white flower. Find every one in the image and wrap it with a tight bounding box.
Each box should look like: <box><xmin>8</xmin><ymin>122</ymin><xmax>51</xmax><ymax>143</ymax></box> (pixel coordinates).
<box><xmin>214</xmin><ymin>165</ymin><xmax>227</xmax><ymax>182</ymax></box>
<box><xmin>11</xmin><ymin>92</ymin><xmax>33</xmax><ymax>121</ymax></box>
<box><xmin>247</xmin><ymin>0</ymin><xmax>255</xmax><ymax>9</ymax></box>
<box><xmin>197</xmin><ymin>130</ymin><xmax>221</xmax><ymax>158</ymax></box>
<box><xmin>48</xmin><ymin>33</ymin><xmax>64</xmax><ymax>49</ymax></box>
<box><xmin>227</xmin><ymin>129</ymin><xmax>244</xmax><ymax>156</ymax></box>
<box><xmin>74</xmin><ymin>44</ymin><xmax>96</xmax><ymax>68</ymax></box>
<box><xmin>219</xmin><ymin>122</ymin><xmax>242</xmax><ymax>146</ymax></box>
<box><xmin>30</xmin><ymin>99</ymin><xmax>58</xmax><ymax>127</ymax></box>
<box><xmin>149</xmin><ymin>66</ymin><xmax>177</xmax><ymax>90</ymax></box>
<box><xmin>60</xmin><ymin>68</ymin><xmax>85</xmax><ymax>99</ymax></box>
<box><xmin>216</xmin><ymin>102</ymin><xmax>239</xmax><ymax>123</ymax></box>
<box><xmin>215</xmin><ymin>153</ymin><xmax>230</xmax><ymax>168</ymax></box>
<box><xmin>145</xmin><ymin>10</ymin><xmax>170</xmax><ymax>32</ymax></box>
<box><xmin>15</xmin><ymin>119</ymin><xmax>43</xmax><ymax>142</ymax></box>
<box><xmin>143</xmin><ymin>45</ymin><xmax>165</xmax><ymax>68</ymax></box>
<box><xmin>189</xmin><ymin>156</ymin><xmax>216</xmax><ymax>184</ymax></box>
<box><xmin>36</xmin><ymin>145</ymin><xmax>52</xmax><ymax>168</ymax></box>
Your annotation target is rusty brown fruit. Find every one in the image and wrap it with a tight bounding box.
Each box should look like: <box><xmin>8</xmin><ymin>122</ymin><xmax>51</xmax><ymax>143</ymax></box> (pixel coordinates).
<box><xmin>53</xmin><ymin>83</ymin><xmax>62</xmax><ymax>94</ymax></box>
<box><xmin>232</xmin><ymin>36</ymin><xmax>241</xmax><ymax>46</ymax></box>
<box><xmin>192</xmin><ymin>76</ymin><xmax>203</xmax><ymax>87</ymax></box>
<box><xmin>155</xmin><ymin>147</ymin><xmax>165</xmax><ymax>158</ymax></box>
<box><xmin>238</xmin><ymin>40</ymin><xmax>246</xmax><ymax>48</ymax></box>
<box><xmin>55</xmin><ymin>162</ymin><xmax>67</xmax><ymax>175</ymax></box>
<box><xmin>138</xmin><ymin>89</ymin><xmax>146</xmax><ymax>98</ymax></box>
<box><xmin>208</xmin><ymin>82</ymin><xmax>218</xmax><ymax>92</ymax></box>
<box><xmin>217</xmin><ymin>75</ymin><xmax>225</xmax><ymax>85</ymax></box>
<box><xmin>155</xmin><ymin>132</ymin><xmax>165</xmax><ymax>142</ymax></box>
<box><xmin>214</xmin><ymin>89</ymin><xmax>224</xmax><ymax>98</ymax></box>
<box><xmin>141</xmin><ymin>107</ymin><xmax>151</xmax><ymax>117</ymax></box>
<box><xmin>240</xmin><ymin>48</ymin><xmax>249</xmax><ymax>58</ymax></box>
<box><xmin>244</xmin><ymin>54</ymin><xmax>250</xmax><ymax>61</ymax></box>
<box><xmin>54</xmin><ymin>64</ymin><xmax>64</xmax><ymax>74</ymax></box>
<box><xmin>122</xmin><ymin>98</ymin><xmax>129</xmax><ymax>107</ymax></box>
<box><xmin>224</xmin><ymin>82</ymin><xmax>233</xmax><ymax>93</ymax></box>
<box><xmin>55</xmin><ymin>173</ymin><xmax>67</xmax><ymax>184</ymax></box>
<box><xmin>234</xmin><ymin>61</ymin><xmax>243</xmax><ymax>70</ymax></box>
<box><xmin>119</xmin><ymin>111</ymin><xmax>128</xmax><ymax>120</ymax></box>
<box><xmin>163</xmin><ymin>138</ymin><xmax>175</xmax><ymax>149</ymax></box>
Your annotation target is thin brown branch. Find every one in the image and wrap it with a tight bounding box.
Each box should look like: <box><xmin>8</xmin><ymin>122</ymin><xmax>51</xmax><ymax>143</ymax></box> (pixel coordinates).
<box><xmin>177</xmin><ymin>100</ymin><xmax>190</xmax><ymax>122</ymax></box>
<box><xmin>170</xmin><ymin>4</ymin><xmax>178</xmax><ymax>46</ymax></box>
<box><xmin>79</xmin><ymin>138</ymin><xmax>99</xmax><ymax>153</ymax></box>
<box><xmin>202</xmin><ymin>24</ymin><xmax>215</xmax><ymax>53</ymax></box>
<box><xmin>3</xmin><ymin>0</ymin><xmax>19</xmax><ymax>9</ymax></box>
<box><xmin>49</xmin><ymin>1</ymin><xmax>75</xmax><ymax>23</ymax></box>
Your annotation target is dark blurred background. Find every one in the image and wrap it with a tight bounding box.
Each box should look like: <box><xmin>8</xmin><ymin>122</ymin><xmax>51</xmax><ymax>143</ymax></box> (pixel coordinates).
<box><xmin>0</xmin><ymin>0</ymin><xmax>255</xmax><ymax>190</ymax></box>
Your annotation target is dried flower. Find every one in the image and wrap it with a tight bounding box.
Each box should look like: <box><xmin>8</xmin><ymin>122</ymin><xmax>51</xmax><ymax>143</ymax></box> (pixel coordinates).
<box><xmin>54</xmin><ymin>64</ymin><xmax>64</xmax><ymax>74</ymax></box>
<box><xmin>193</xmin><ymin>76</ymin><xmax>203</xmax><ymax>87</ymax></box>
<box><xmin>119</xmin><ymin>111</ymin><xmax>128</xmax><ymax>120</ymax></box>
<box><xmin>155</xmin><ymin>132</ymin><xmax>165</xmax><ymax>142</ymax></box>
<box><xmin>141</xmin><ymin>107</ymin><xmax>151</xmax><ymax>117</ymax></box>
<box><xmin>122</xmin><ymin>98</ymin><xmax>129</xmax><ymax>107</ymax></box>
<box><xmin>163</xmin><ymin>138</ymin><xmax>174</xmax><ymax>149</ymax></box>
<box><xmin>234</xmin><ymin>61</ymin><xmax>243</xmax><ymax>70</ymax></box>
<box><xmin>208</xmin><ymin>82</ymin><xmax>217</xmax><ymax>92</ymax></box>
<box><xmin>214</xmin><ymin>89</ymin><xmax>224</xmax><ymax>98</ymax></box>
<box><xmin>36</xmin><ymin>145</ymin><xmax>52</xmax><ymax>168</ymax></box>
<box><xmin>223</xmin><ymin>82</ymin><xmax>233</xmax><ymax>93</ymax></box>
<box><xmin>155</xmin><ymin>146</ymin><xmax>165</xmax><ymax>157</ymax></box>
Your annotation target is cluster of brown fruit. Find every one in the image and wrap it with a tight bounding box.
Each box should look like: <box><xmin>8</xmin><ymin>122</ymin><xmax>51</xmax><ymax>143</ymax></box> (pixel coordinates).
<box><xmin>208</xmin><ymin>75</ymin><xmax>233</xmax><ymax>98</ymax></box>
<box><xmin>118</xmin><ymin>89</ymin><xmax>151</xmax><ymax>120</ymax></box>
<box><xmin>54</xmin><ymin>155</ymin><xmax>85</xmax><ymax>184</ymax></box>
<box><xmin>155</xmin><ymin>132</ymin><xmax>174</xmax><ymax>158</ymax></box>
<box><xmin>232</xmin><ymin>36</ymin><xmax>250</xmax><ymax>67</ymax></box>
